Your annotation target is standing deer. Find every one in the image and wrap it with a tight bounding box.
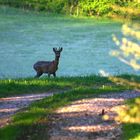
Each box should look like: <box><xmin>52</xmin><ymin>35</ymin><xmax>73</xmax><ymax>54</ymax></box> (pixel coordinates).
<box><xmin>33</xmin><ymin>47</ymin><xmax>63</xmax><ymax>78</ymax></box>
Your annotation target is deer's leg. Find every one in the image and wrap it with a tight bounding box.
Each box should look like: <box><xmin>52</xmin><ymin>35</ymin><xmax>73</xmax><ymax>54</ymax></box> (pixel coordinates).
<box><xmin>53</xmin><ymin>73</ymin><xmax>56</xmax><ymax>78</ymax></box>
<box><xmin>48</xmin><ymin>73</ymin><xmax>51</xmax><ymax>78</ymax></box>
<box><xmin>35</xmin><ymin>72</ymin><xmax>43</xmax><ymax>78</ymax></box>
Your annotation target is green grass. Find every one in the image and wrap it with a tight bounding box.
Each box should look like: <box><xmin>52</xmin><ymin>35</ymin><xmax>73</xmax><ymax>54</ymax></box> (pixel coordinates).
<box><xmin>122</xmin><ymin>97</ymin><xmax>140</xmax><ymax>140</ymax></box>
<box><xmin>0</xmin><ymin>75</ymin><xmax>140</xmax><ymax>140</ymax></box>
<box><xmin>0</xmin><ymin>74</ymin><xmax>138</xmax><ymax>98</ymax></box>
<box><xmin>123</xmin><ymin>123</ymin><xmax>140</xmax><ymax>140</ymax></box>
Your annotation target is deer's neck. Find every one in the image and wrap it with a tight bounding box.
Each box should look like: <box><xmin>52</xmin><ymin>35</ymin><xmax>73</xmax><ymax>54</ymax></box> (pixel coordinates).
<box><xmin>54</xmin><ymin>56</ymin><xmax>60</xmax><ymax>65</ymax></box>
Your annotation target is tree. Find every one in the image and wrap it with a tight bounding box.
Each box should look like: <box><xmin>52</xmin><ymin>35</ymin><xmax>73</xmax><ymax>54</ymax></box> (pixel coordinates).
<box><xmin>111</xmin><ymin>23</ymin><xmax>140</xmax><ymax>123</ymax></box>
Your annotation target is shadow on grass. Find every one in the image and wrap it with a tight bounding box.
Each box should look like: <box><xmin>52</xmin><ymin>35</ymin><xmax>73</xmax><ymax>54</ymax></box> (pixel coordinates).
<box><xmin>0</xmin><ymin>112</ymin><xmax>48</xmax><ymax>140</ymax></box>
<box><xmin>123</xmin><ymin>123</ymin><xmax>140</xmax><ymax>140</ymax></box>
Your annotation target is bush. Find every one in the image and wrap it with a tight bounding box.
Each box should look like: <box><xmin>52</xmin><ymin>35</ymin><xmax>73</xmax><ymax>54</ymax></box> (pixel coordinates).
<box><xmin>0</xmin><ymin>0</ymin><xmax>140</xmax><ymax>17</ymax></box>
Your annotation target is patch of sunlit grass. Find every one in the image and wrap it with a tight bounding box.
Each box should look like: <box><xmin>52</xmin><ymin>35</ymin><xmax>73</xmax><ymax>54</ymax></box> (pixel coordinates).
<box><xmin>0</xmin><ymin>75</ymin><xmax>113</xmax><ymax>97</ymax></box>
<box><xmin>109</xmin><ymin>76</ymin><xmax>140</xmax><ymax>90</ymax></box>
<box><xmin>0</xmin><ymin>75</ymin><xmax>137</xmax><ymax>98</ymax></box>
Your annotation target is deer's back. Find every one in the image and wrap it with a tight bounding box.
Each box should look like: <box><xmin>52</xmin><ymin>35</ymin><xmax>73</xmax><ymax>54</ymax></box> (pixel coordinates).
<box><xmin>33</xmin><ymin>61</ymin><xmax>57</xmax><ymax>73</ymax></box>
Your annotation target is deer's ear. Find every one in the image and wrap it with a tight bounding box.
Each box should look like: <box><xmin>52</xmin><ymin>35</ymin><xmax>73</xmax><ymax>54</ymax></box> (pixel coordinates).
<box><xmin>60</xmin><ymin>47</ymin><xmax>63</xmax><ymax>52</ymax></box>
<box><xmin>53</xmin><ymin>48</ymin><xmax>56</xmax><ymax>52</ymax></box>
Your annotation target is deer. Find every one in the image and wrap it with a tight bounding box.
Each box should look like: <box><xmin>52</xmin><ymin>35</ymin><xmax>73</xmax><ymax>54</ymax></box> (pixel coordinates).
<box><xmin>33</xmin><ymin>47</ymin><xmax>63</xmax><ymax>78</ymax></box>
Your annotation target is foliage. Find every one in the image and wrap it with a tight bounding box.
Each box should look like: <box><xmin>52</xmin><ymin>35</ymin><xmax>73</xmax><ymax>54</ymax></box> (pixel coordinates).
<box><xmin>0</xmin><ymin>0</ymin><xmax>140</xmax><ymax>18</ymax></box>
<box><xmin>117</xmin><ymin>98</ymin><xmax>140</xmax><ymax>123</ymax></box>
<box><xmin>112</xmin><ymin>24</ymin><xmax>140</xmax><ymax>70</ymax></box>
<box><xmin>78</xmin><ymin>0</ymin><xmax>112</xmax><ymax>16</ymax></box>
<box><xmin>112</xmin><ymin>22</ymin><xmax>140</xmax><ymax>139</ymax></box>
<box><xmin>122</xmin><ymin>98</ymin><xmax>140</xmax><ymax>140</ymax></box>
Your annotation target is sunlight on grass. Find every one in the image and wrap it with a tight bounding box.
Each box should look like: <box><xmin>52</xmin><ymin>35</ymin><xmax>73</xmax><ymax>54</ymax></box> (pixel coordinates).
<box><xmin>13</xmin><ymin>107</ymin><xmax>46</xmax><ymax>125</ymax></box>
<box><xmin>0</xmin><ymin>76</ymin><xmax>115</xmax><ymax>97</ymax></box>
<box><xmin>109</xmin><ymin>76</ymin><xmax>140</xmax><ymax>89</ymax></box>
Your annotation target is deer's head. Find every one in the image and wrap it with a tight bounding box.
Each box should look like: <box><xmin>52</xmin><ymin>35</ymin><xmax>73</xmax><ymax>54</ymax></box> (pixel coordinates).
<box><xmin>53</xmin><ymin>47</ymin><xmax>63</xmax><ymax>59</ymax></box>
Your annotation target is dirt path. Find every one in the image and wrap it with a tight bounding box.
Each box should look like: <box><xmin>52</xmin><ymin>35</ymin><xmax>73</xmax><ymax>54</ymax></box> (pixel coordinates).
<box><xmin>0</xmin><ymin>91</ymin><xmax>65</xmax><ymax>128</ymax></box>
<box><xmin>1</xmin><ymin>90</ymin><xmax>140</xmax><ymax>139</ymax></box>
<box><xmin>48</xmin><ymin>90</ymin><xmax>140</xmax><ymax>140</ymax></box>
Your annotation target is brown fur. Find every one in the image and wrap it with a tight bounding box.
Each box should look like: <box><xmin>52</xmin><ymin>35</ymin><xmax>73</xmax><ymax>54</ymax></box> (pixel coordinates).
<box><xmin>33</xmin><ymin>47</ymin><xmax>63</xmax><ymax>78</ymax></box>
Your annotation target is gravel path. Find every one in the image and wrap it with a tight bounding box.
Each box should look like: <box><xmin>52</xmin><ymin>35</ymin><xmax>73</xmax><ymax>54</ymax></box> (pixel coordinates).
<box><xmin>48</xmin><ymin>90</ymin><xmax>140</xmax><ymax>140</ymax></box>
<box><xmin>1</xmin><ymin>90</ymin><xmax>140</xmax><ymax>139</ymax></box>
<box><xmin>0</xmin><ymin>91</ymin><xmax>65</xmax><ymax>128</ymax></box>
